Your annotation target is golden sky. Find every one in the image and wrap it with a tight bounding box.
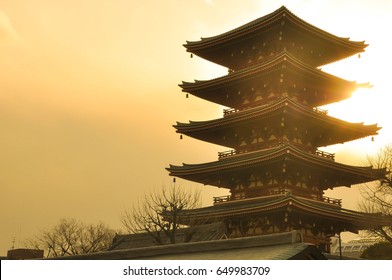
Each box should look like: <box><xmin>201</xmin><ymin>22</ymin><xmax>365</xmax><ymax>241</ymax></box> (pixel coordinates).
<box><xmin>1</xmin><ymin>0</ymin><xmax>391</xmax><ymax>255</ymax></box>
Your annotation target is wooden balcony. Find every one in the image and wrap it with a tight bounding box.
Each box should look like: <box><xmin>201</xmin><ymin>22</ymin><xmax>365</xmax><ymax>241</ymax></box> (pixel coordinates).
<box><xmin>218</xmin><ymin>139</ymin><xmax>287</xmax><ymax>159</ymax></box>
<box><xmin>313</xmin><ymin>107</ymin><xmax>328</xmax><ymax>115</ymax></box>
<box><xmin>213</xmin><ymin>195</ymin><xmax>231</xmax><ymax>204</ymax></box>
<box><xmin>218</xmin><ymin>144</ymin><xmax>335</xmax><ymax>161</ymax></box>
<box><xmin>218</xmin><ymin>149</ymin><xmax>237</xmax><ymax>159</ymax></box>
<box><xmin>223</xmin><ymin>108</ymin><xmax>240</xmax><ymax>116</ymax></box>
<box><xmin>315</xmin><ymin>150</ymin><xmax>335</xmax><ymax>161</ymax></box>
<box><xmin>213</xmin><ymin>190</ymin><xmax>342</xmax><ymax>206</ymax></box>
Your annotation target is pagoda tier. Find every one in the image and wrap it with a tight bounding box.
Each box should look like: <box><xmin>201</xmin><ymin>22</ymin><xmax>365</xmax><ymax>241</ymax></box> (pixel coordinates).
<box><xmin>167</xmin><ymin>144</ymin><xmax>385</xmax><ymax>198</ymax></box>
<box><xmin>180</xmin><ymin>51</ymin><xmax>363</xmax><ymax>109</ymax></box>
<box><xmin>175</xmin><ymin>97</ymin><xmax>380</xmax><ymax>150</ymax></box>
<box><xmin>184</xmin><ymin>6</ymin><xmax>367</xmax><ymax>70</ymax></box>
<box><xmin>176</xmin><ymin>193</ymin><xmax>392</xmax><ymax>250</ymax></box>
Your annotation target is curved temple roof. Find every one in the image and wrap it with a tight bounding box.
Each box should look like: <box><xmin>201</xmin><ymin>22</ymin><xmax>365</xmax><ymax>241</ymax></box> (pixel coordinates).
<box><xmin>177</xmin><ymin>193</ymin><xmax>392</xmax><ymax>232</ymax></box>
<box><xmin>180</xmin><ymin>51</ymin><xmax>360</xmax><ymax>108</ymax></box>
<box><xmin>184</xmin><ymin>6</ymin><xmax>367</xmax><ymax>68</ymax></box>
<box><xmin>167</xmin><ymin>143</ymin><xmax>386</xmax><ymax>188</ymax></box>
<box><xmin>174</xmin><ymin>97</ymin><xmax>380</xmax><ymax>148</ymax></box>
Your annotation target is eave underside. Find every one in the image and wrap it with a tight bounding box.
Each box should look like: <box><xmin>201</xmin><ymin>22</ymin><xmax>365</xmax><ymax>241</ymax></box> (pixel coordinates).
<box><xmin>178</xmin><ymin>194</ymin><xmax>392</xmax><ymax>232</ymax></box>
<box><xmin>174</xmin><ymin>98</ymin><xmax>380</xmax><ymax>148</ymax></box>
<box><xmin>167</xmin><ymin>144</ymin><xmax>385</xmax><ymax>189</ymax></box>
<box><xmin>180</xmin><ymin>52</ymin><xmax>358</xmax><ymax>108</ymax></box>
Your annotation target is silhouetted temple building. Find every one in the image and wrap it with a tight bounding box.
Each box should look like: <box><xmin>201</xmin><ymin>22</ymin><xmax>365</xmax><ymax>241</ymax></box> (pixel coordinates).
<box><xmin>167</xmin><ymin>6</ymin><xmax>389</xmax><ymax>253</ymax></box>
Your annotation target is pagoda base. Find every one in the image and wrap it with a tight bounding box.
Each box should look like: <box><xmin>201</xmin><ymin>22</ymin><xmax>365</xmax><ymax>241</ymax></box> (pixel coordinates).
<box><xmin>177</xmin><ymin>193</ymin><xmax>390</xmax><ymax>254</ymax></box>
<box><xmin>226</xmin><ymin>219</ymin><xmax>332</xmax><ymax>253</ymax></box>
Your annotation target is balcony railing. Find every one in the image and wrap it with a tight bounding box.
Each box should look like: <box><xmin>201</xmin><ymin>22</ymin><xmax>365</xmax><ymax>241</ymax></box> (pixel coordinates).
<box><xmin>218</xmin><ymin>139</ymin><xmax>287</xmax><ymax>159</ymax></box>
<box><xmin>218</xmin><ymin>144</ymin><xmax>335</xmax><ymax>161</ymax></box>
<box><xmin>213</xmin><ymin>190</ymin><xmax>342</xmax><ymax>206</ymax></box>
<box><xmin>224</xmin><ymin>105</ymin><xmax>327</xmax><ymax>117</ymax></box>
<box><xmin>218</xmin><ymin>150</ymin><xmax>237</xmax><ymax>159</ymax></box>
<box><xmin>315</xmin><ymin>150</ymin><xmax>335</xmax><ymax>161</ymax></box>
<box><xmin>322</xmin><ymin>196</ymin><xmax>342</xmax><ymax>205</ymax></box>
<box><xmin>213</xmin><ymin>195</ymin><xmax>231</xmax><ymax>204</ymax></box>
<box><xmin>313</xmin><ymin>107</ymin><xmax>328</xmax><ymax>115</ymax></box>
<box><xmin>223</xmin><ymin>108</ymin><xmax>240</xmax><ymax>116</ymax></box>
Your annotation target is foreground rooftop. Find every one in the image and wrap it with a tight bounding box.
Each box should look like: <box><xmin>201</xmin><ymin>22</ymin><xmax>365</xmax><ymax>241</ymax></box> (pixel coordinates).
<box><xmin>51</xmin><ymin>230</ymin><xmax>327</xmax><ymax>260</ymax></box>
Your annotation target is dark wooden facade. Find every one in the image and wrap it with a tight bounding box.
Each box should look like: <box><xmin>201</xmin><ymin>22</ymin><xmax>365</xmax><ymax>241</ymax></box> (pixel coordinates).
<box><xmin>167</xmin><ymin>6</ymin><xmax>387</xmax><ymax>252</ymax></box>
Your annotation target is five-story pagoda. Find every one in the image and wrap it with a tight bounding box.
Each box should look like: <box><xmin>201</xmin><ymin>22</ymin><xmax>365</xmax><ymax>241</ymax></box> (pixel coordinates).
<box><xmin>167</xmin><ymin>6</ymin><xmax>387</xmax><ymax>252</ymax></box>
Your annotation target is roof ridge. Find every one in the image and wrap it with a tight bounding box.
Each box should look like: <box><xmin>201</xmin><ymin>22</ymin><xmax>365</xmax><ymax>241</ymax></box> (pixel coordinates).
<box><xmin>185</xmin><ymin>6</ymin><xmax>366</xmax><ymax>49</ymax></box>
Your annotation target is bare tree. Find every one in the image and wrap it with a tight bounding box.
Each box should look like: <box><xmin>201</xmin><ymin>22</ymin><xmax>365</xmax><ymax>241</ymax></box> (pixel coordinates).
<box><xmin>121</xmin><ymin>185</ymin><xmax>201</xmax><ymax>245</ymax></box>
<box><xmin>26</xmin><ymin>218</ymin><xmax>115</xmax><ymax>258</ymax></box>
<box><xmin>359</xmin><ymin>144</ymin><xmax>392</xmax><ymax>243</ymax></box>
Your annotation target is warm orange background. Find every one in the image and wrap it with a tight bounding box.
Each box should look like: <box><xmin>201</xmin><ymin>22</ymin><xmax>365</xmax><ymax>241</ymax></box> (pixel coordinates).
<box><xmin>1</xmin><ymin>0</ymin><xmax>391</xmax><ymax>255</ymax></box>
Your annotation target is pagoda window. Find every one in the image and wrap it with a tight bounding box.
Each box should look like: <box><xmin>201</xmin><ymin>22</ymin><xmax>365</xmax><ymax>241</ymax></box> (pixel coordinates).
<box><xmin>260</xmin><ymin>172</ymin><xmax>270</xmax><ymax>186</ymax></box>
<box><xmin>253</xmin><ymin>136</ymin><xmax>262</xmax><ymax>145</ymax></box>
<box><xmin>255</xmin><ymin>178</ymin><xmax>263</xmax><ymax>188</ymax></box>
<box><xmin>301</xmin><ymin>179</ymin><xmax>308</xmax><ymax>189</ymax></box>
<box><xmin>260</xmin><ymin>128</ymin><xmax>268</xmax><ymax>141</ymax></box>
<box><xmin>249</xmin><ymin>174</ymin><xmax>257</xmax><ymax>188</ymax></box>
<box><xmin>254</xmin><ymin>94</ymin><xmax>263</xmax><ymax>101</ymax></box>
<box><xmin>268</xmin><ymin>91</ymin><xmax>275</xmax><ymax>98</ymax></box>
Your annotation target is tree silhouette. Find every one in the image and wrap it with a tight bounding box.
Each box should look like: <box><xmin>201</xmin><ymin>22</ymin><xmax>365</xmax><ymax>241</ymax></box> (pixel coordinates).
<box><xmin>121</xmin><ymin>185</ymin><xmax>200</xmax><ymax>245</ymax></box>
<box><xmin>361</xmin><ymin>242</ymin><xmax>392</xmax><ymax>259</ymax></box>
<box><xmin>26</xmin><ymin>218</ymin><xmax>115</xmax><ymax>258</ymax></box>
<box><xmin>359</xmin><ymin>144</ymin><xmax>392</xmax><ymax>243</ymax></box>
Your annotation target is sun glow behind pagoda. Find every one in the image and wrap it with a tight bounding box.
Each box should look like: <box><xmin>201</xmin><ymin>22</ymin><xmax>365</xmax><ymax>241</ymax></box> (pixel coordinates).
<box><xmin>167</xmin><ymin>6</ymin><xmax>387</xmax><ymax>252</ymax></box>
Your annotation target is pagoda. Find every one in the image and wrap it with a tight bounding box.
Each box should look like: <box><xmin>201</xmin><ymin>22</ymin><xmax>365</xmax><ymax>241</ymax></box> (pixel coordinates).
<box><xmin>167</xmin><ymin>6</ymin><xmax>387</xmax><ymax>252</ymax></box>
